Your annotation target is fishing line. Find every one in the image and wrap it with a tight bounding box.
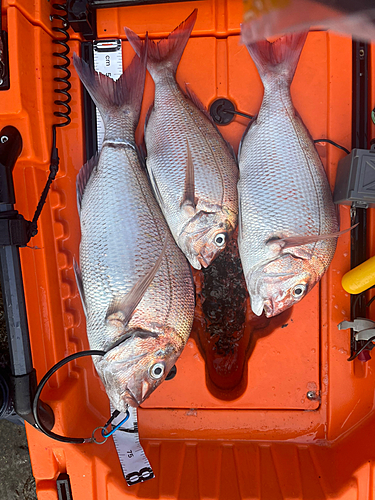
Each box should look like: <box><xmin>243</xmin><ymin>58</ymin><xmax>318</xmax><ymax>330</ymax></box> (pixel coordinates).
<box><xmin>313</xmin><ymin>139</ymin><xmax>350</xmax><ymax>155</ymax></box>
<box><xmin>224</xmin><ymin>109</ymin><xmax>254</xmax><ymax>120</ymax></box>
<box><xmin>218</xmin><ymin>103</ymin><xmax>350</xmax><ymax>154</ymax></box>
<box><xmin>32</xmin><ymin>346</ymin><xmax>137</xmax><ymax>444</ymax></box>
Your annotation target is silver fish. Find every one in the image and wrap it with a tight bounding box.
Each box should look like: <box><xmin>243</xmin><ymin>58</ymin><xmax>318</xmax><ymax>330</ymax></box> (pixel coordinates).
<box><xmin>238</xmin><ymin>31</ymin><xmax>339</xmax><ymax>318</ymax></box>
<box><xmin>73</xmin><ymin>46</ymin><xmax>195</xmax><ymax>410</ymax></box>
<box><xmin>125</xmin><ymin>10</ymin><xmax>238</xmax><ymax>270</ymax></box>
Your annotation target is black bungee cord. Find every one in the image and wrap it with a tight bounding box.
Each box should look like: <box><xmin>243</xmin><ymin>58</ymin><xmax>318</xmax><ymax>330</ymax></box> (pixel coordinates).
<box><xmin>31</xmin><ymin>349</ymin><xmax>121</xmax><ymax>444</ymax></box>
<box><xmin>32</xmin><ymin>332</ymin><xmax>142</xmax><ymax>444</ymax></box>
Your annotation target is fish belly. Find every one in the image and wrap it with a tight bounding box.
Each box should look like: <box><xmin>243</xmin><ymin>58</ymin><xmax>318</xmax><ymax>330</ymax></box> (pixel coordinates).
<box><xmin>79</xmin><ymin>145</ymin><xmax>194</xmax><ymax>350</ymax></box>
<box><xmin>238</xmin><ymin>93</ymin><xmax>338</xmax><ymax>279</ymax></box>
<box><xmin>145</xmin><ymin>79</ymin><xmax>237</xmax><ymax>238</ymax></box>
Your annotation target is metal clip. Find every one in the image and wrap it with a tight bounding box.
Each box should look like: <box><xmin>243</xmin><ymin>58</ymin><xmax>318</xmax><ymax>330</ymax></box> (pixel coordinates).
<box><xmin>338</xmin><ymin>318</ymin><xmax>375</xmax><ymax>341</ymax></box>
<box><xmin>338</xmin><ymin>318</ymin><xmax>375</xmax><ymax>361</ymax></box>
<box><xmin>91</xmin><ymin>407</ymin><xmax>130</xmax><ymax>445</ymax></box>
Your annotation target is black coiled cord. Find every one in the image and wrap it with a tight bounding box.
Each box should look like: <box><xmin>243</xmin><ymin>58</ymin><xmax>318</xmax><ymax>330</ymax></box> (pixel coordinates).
<box><xmin>30</xmin><ymin>2</ymin><xmax>72</xmax><ymax>237</ymax></box>
<box><xmin>51</xmin><ymin>2</ymin><xmax>71</xmax><ymax>128</ymax></box>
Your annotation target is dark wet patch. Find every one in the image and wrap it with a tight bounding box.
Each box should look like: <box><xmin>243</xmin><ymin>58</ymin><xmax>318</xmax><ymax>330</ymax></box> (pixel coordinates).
<box><xmin>200</xmin><ymin>234</ymin><xmax>247</xmax><ymax>356</ymax></box>
<box><xmin>194</xmin><ymin>230</ymin><xmax>252</xmax><ymax>394</ymax></box>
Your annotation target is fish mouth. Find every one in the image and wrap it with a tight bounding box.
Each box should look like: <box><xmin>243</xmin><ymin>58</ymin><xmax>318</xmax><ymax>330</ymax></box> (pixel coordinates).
<box><xmin>125</xmin><ymin>380</ymin><xmax>152</xmax><ymax>407</ymax></box>
<box><xmin>197</xmin><ymin>254</ymin><xmax>210</xmax><ymax>268</ymax></box>
<box><xmin>263</xmin><ymin>300</ymin><xmax>274</xmax><ymax>318</ymax></box>
<box><xmin>124</xmin><ymin>387</ymin><xmax>141</xmax><ymax>407</ymax></box>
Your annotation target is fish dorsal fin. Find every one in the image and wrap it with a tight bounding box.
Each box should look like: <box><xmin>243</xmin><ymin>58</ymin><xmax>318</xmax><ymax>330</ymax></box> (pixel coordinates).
<box><xmin>184</xmin><ymin>83</ymin><xmax>209</xmax><ymax>116</ymax></box>
<box><xmin>76</xmin><ymin>154</ymin><xmax>99</xmax><ymax>214</ymax></box>
<box><xmin>106</xmin><ymin>238</ymin><xmax>168</xmax><ymax>327</ymax></box>
<box><xmin>267</xmin><ymin>224</ymin><xmax>358</xmax><ymax>252</ymax></box>
<box><xmin>238</xmin><ymin>115</ymin><xmax>256</xmax><ymax>160</ymax></box>
<box><xmin>149</xmin><ymin>167</ymin><xmax>164</xmax><ymax>210</ymax></box>
<box><xmin>144</xmin><ymin>102</ymin><xmax>154</xmax><ymax>135</ymax></box>
<box><xmin>237</xmin><ymin>191</ymin><xmax>243</xmax><ymax>244</ymax></box>
<box><xmin>73</xmin><ymin>257</ymin><xmax>87</xmax><ymax>317</ymax></box>
<box><xmin>184</xmin><ymin>84</ymin><xmax>237</xmax><ymax>162</ymax></box>
<box><xmin>180</xmin><ymin>139</ymin><xmax>197</xmax><ymax>211</ymax></box>
<box><xmin>136</xmin><ymin>139</ymin><xmax>147</xmax><ymax>170</ymax></box>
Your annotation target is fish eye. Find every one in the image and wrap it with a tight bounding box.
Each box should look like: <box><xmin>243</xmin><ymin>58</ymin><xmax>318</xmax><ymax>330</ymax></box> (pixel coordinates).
<box><xmin>149</xmin><ymin>362</ymin><xmax>165</xmax><ymax>380</ymax></box>
<box><xmin>292</xmin><ymin>284</ymin><xmax>306</xmax><ymax>298</ymax></box>
<box><xmin>214</xmin><ymin>233</ymin><xmax>226</xmax><ymax>247</ymax></box>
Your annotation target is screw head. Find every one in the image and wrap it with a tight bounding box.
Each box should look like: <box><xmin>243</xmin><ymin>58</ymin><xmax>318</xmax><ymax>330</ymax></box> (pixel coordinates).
<box><xmin>0</xmin><ymin>135</ymin><xmax>8</xmax><ymax>143</ymax></box>
<box><xmin>307</xmin><ymin>390</ymin><xmax>318</xmax><ymax>400</ymax></box>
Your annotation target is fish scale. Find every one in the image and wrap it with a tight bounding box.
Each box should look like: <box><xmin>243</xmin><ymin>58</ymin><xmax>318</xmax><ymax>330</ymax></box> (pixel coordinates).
<box><xmin>238</xmin><ymin>32</ymin><xmax>338</xmax><ymax>318</ymax></box>
<box><xmin>81</xmin><ymin>146</ymin><xmax>192</xmax><ymax>350</ymax></box>
<box><xmin>148</xmin><ymin>78</ymin><xmax>235</xmax><ymax>221</ymax></box>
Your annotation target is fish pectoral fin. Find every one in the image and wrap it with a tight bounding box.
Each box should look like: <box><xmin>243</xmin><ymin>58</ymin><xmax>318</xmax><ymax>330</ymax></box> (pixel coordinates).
<box><xmin>105</xmin><ymin>238</ymin><xmax>168</xmax><ymax>327</ymax></box>
<box><xmin>266</xmin><ymin>238</ymin><xmax>312</xmax><ymax>260</ymax></box>
<box><xmin>269</xmin><ymin>223</ymin><xmax>359</xmax><ymax>251</ymax></box>
<box><xmin>180</xmin><ymin>139</ymin><xmax>198</xmax><ymax>210</ymax></box>
<box><xmin>73</xmin><ymin>257</ymin><xmax>87</xmax><ymax>317</ymax></box>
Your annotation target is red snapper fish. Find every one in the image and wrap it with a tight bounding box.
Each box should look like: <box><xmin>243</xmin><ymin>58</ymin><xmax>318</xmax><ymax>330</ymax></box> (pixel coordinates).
<box><xmin>73</xmin><ymin>44</ymin><xmax>195</xmax><ymax>410</ymax></box>
<box><xmin>237</xmin><ymin>31</ymin><xmax>341</xmax><ymax>318</ymax></box>
<box><xmin>125</xmin><ymin>10</ymin><xmax>238</xmax><ymax>270</ymax></box>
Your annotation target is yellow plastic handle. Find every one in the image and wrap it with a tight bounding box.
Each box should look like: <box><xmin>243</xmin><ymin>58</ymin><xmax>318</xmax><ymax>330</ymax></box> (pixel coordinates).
<box><xmin>342</xmin><ymin>255</ymin><xmax>375</xmax><ymax>294</ymax></box>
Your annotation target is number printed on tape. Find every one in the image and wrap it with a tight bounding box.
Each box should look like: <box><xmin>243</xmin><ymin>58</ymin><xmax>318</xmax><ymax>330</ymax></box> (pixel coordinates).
<box><xmin>111</xmin><ymin>406</ymin><xmax>155</xmax><ymax>486</ymax></box>
<box><xmin>93</xmin><ymin>39</ymin><xmax>123</xmax><ymax>150</ymax></box>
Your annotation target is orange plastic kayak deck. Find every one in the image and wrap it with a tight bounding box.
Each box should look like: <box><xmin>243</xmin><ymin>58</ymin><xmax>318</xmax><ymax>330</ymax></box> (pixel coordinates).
<box><xmin>2</xmin><ymin>0</ymin><xmax>375</xmax><ymax>498</ymax></box>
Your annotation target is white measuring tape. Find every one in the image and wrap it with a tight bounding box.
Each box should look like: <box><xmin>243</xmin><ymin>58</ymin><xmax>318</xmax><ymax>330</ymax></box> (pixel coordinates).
<box><xmin>93</xmin><ymin>40</ymin><xmax>154</xmax><ymax>486</ymax></box>
<box><xmin>93</xmin><ymin>39</ymin><xmax>123</xmax><ymax>150</ymax></box>
<box><xmin>111</xmin><ymin>407</ymin><xmax>154</xmax><ymax>486</ymax></box>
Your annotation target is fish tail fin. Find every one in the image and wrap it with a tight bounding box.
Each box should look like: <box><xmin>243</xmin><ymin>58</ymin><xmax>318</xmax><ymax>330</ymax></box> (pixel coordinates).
<box><xmin>125</xmin><ymin>9</ymin><xmax>197</xmax><ymax>80</ymax></box>
<box><xmin>73</xmin><ymin>38</ymin><xmax>147</xmax><ymax>127</ymax></box>
<box><xmin>244</xmin><ymin>31</ymin><xmax>308</xmax><ymax>86</ymax></box>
